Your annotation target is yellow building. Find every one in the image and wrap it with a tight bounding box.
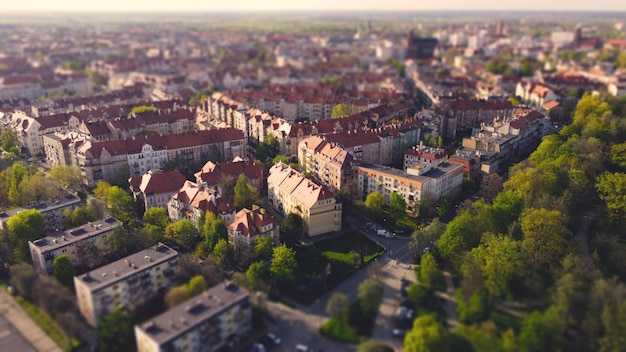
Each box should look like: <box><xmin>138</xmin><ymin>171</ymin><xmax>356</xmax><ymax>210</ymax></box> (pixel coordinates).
<box><xmin>28</xmin><ymin>217</ymin><xmax>122</xmax><ymax>275</ymax></box>
<box><xmin>134</xmin><ymin>281</ymin><xmax>251</xmax><ymax>352</ymax></box>
<box><xmin>268</xmin><ymin>162</ymin><xmax>342</xmax><ymax>237</ymax></box>
<box><xmin>74</xmin><ymin>243</ymin><xmax>179</xmax><ymax>327</ymax></box>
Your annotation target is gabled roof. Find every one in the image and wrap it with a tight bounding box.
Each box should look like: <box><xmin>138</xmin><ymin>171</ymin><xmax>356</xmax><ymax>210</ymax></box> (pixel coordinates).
<box><xmin>227</xmin><ymin>206</ymin><xmax>279</xmax><ymax>238</ymax></box>
<box><xmin>129</xmin><ymin>170</ymin><xmax>187</xmax><ymax>195</ymax></box>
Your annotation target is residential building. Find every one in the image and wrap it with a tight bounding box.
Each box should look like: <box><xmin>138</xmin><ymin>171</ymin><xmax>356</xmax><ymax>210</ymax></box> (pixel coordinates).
<box><xmin>403</xmin><ymin>143</ymin><xmax>447</xmax><ymax>170</ymax></box>
<box><xmin>134</xmin><ymin>281</ymin><xmax>251</xmax><ymax>352</ymax></box>
<box><xmin>28</xmin><ymin>217</ymin><xmax>122</xmax><ymax>275</ymax></box>
<box><xmin>0</xmin><ymin>194</ymin><xmax>81</xmax><ymax>234</ymax></box>
<box><xmin>227</xmin><ymin>206</ymin><xmax>280</xmax><ymax>263</ymax></box>
<box><xmin>267</xmin><ymin>162</ymin><xmax>342</xmax><ymax>237</ymax></box>
<box><xmin>357</xmin><ymin>162</ymin><xmax>463</xmax><ymax>216</ymax></box>
<box><xmin>74</xmin><ymin>243</ymin><xmax>179</xmax><ymax>327</ymax></box>
<box><xmin>168</xmin><ymin>181</ymin><xmax>236</xmax><ymax>226</ymax></box>
<box><xmin>298</xmin><ymin>136</ymin><xmax>353</xmax><ymax>193</ymax></box>
<box><xmin>194</xmin><ymin>158</ymin><xmax>264</xmax><ymax>193</ymax></box>
<box><xmin>129</xmin><ymin>170</ymin><xmax>187</xmax><ymax>210</ymax></box>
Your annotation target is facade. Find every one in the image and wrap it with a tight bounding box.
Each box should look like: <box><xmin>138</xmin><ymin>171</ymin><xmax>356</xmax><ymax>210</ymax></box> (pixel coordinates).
<box><xmin>267</xmin><ymin>162</ymin><xmax>342</xmax><ymax>237</ymax></box>
<box><xmin>168</xmin><ymin>181</ymin><xmax>236</xmax><ymax>226</ymax></box>
<box><xmin>28</xmin><ymin>217</ymin><xmax>122</xmax><ymax>275</ymax></box>
<box><xmin>194</xmin><ymin>159</ymin><xmax>264</xmax><ymax>193</ymax></box>
<box><xmin>0</xmin><ymin>194</ymin><xmax>81</xmax><ymax>234</ymax></box>
<box><xmin>134</xmin><ymin>281</ymin><xmax>252</xmax><ymax>352</ymax></box>
<box><xmin>74</xmin><ymin>243</ymin><xmax>179</xmax><ymax>327</ymax></box>
<box><xmin>403</xmin><ymin>144</ymin><xmax>447</xmax><ymax>170</ymax></box>
<box><xmin>298</xmin><ymin>136</ymin><xmax>353</xmax><ymax>193</ymax></box>
<box><xmin>129</xmin><ymin>170</ymin><xmax>187</xmax><ymax>210</ymax></box>
<box><xmin>357</xmin><ymin>162</ymin><xmax>463</xmax><ymax>216</ymax></box>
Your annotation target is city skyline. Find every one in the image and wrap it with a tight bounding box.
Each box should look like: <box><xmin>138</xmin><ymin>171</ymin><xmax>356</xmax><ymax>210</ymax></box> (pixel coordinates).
<box><xmin>1</xmin><ymin>0</ymin><xmax>626</xmax><ymax>13</ymax></box>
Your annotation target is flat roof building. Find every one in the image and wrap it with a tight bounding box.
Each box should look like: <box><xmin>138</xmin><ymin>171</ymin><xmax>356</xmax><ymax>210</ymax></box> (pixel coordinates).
<box><xmin>134</xmin><ymin>281</ymin><xmax>251</xmax><ymax>352</ymax></box>
<box><xmin>0</xmin><ymin>194</ymin><xmax>81</xmax><ymax>234</ymax></box>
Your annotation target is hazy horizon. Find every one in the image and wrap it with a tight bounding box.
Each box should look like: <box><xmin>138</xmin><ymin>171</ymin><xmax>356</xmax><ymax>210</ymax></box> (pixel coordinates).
<box><xmin>2</xmin><ymin>0</ymin><xmax>626</xmax><ymax>13</ymax></box>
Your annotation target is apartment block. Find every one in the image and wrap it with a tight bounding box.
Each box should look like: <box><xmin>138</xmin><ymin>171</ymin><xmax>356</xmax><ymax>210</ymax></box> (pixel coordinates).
<box><xmin>134</xmin><ymin>281</ymin><xmax>251</xmax><ymax>352</ymax></box>
<box><xmin>74</xmin><ymin>243</ymin><xmax>179</xmax><ymax>327</ymax></box>
<box><xmin>0</xmin><ymin>194</ymin><xmax>81</xmax><ymax>234</ymax></box>
<box><xmin>28</xmin><ymin>217</ymin><xmax>122</xmax><ymax>275</ymax></box>
<box><xmin>267</xmin><ymin>162</ymin><xmax>342</xmax><ymax>237</ymax></box>
<box><xmin>357</xmin><ymin>161</ymin><xmax>463</xmax><ymax>216</ymax></box>
<box><xmin>298</xmin><ymin>136</ymin><xmax>353</xmax><ymax>193</ymax></box>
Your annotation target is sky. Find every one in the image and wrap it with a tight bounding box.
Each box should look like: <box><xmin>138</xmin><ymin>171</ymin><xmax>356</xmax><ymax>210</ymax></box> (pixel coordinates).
<box><xmin>1</xmin><ymin>0</ymin><xmax>625</xmax><ymax>13</ymax></box>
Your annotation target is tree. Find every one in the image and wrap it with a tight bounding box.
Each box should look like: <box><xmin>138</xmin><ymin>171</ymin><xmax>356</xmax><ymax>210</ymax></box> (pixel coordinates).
<box><xmin>7</xmin><ymin>209</ymin><xmax>44</xmax><ymax>262</ymax></box>
<box><xmin>404</xmin><ymin>314</ymin><xmax>450</xmax><ymax>352</ymax></box>
<box><xmin>407</xmin><ymin>284</ymin><xmax>436</xmax><ymax>308</ymax></box>
<box><xmin>409</xmin><ymin>218</ymin><xmax>446</xmax><ymax>259</ymax></box>
<box><xmin>246</xmin><ymin>262</ymin><xmax>270</xmax><ymax>291</ymax></box>
<box><xmin>520</xmin><ymin>208</ymin><xmax>572</xmax><ymax>269</ymax></box>
<box><xmin>19</xmin><ymin>172</ymin><xmax>60</xmax><ymax>205</ymax></box>
<box><xmin>390</xmin><ymin>191</ymin><xmax>407</xmax><ymax>215</ymax></box>
<box><xmin>456</xmin><ymin>288</ymin><xmax>490</xmax><ymax>324</ymax></box>
<box><xmin>280</xmin><ymin>213</ymin><xmax>303</xmax><ymax>246</ymax></box>
<box><xmin>596</xmin><ymin>172</ymin><xmax>626</xmax><ymax>219</ymax></box>
<box><xmin>419</xmin><ymin>253</ymin><xmax>444</xmax><ymax>290</ymax></box>
<box><xmin>358</xmin><ymin>340</ymin><xmax>393</xmax><ymax>352</ymax></box>
<box><xmin>358</xmin><ymin>278</ymin><xmax>383</xmax><ymax>316</ymax></box>
<box><xmin>143</xmin><ymin>207</ymin><xmax>170</xmax><ymax>232</ymax></box>
<box><xmin>9</xmin><ymin>162</ymin><xmax>28</xmax><ymax>204</ymax></box>
<box><xmin>365</xmin><ymin>192</ymin><xmax>384</xmax><ymax>212</ymax></box>
<box><xmin>254</xmin><ymin>235</ymin><xmax>274</xmax><ymax>261</ymax></box>
<box><xmin>326</xmin><ymin>292</ymin><xmax>349</xmax><ymax>319</ymax></box>
<box><xmin>96</xmin><ymin>309</ymin><xmax>134</xmax><ymax>352</ymax></box>
<box><xmin>0</xmin><ymin>128</ymin><xmax>19</xmax><ymax>153</ymax></box>
<box><xmin>111</xmin><ymin>164</ymin><xmax>130</xmax><ymax>188</ymax></box>
<box><xmin>53</xmin><ymin>255</ymin><xmax>75</xmax><ymax>289</ymax></box>
<box><xmin>49</xmin><ymin>165</ymin><xmax>83</xmax><ymax>193</ymax></box>
<box><xmin>203</xmin><ymin>215</ymin><xmax>227</xmax><ymax>254</ymax></box>
<box><xmin>234</xmin><ymin>174</ymin><xmax>257</xmax><ymax>210</ymax></box>
<box><xmin>479</xmin><ymin>173</ymin><xmax>503</xmax><ymax>201</ymax></box>
<box><xmin>332</xmin><ymin>103</ymin><xmax>351</xmax><ymax>118</ymax></box>
<box><xmin>165</xmin><ymin>219</ymin><xmax>201</xmax><ymax>249</ymax></box>
<box><xmin>212</xmin><ymin>238</ymin><xmax>230</xmax><ymax>266</ymax></box>
<box><xmin>470</xmin><ymin>233</ymin><xmax>522</xmax><ymax>298</ymax></box>
<box><xmin>270</xmin><ymin>244</ymin><xmax>298</xmax><ymax>283</ymax></box>
<box><xmin>188</xmin><ymin>275</ymin><xmax>208</xmax><ymax>296</ymax></box>
<box><xmin>130</xmin><ymin>105</ymin><xmax>156</xmax><ymax>115</ymax></box>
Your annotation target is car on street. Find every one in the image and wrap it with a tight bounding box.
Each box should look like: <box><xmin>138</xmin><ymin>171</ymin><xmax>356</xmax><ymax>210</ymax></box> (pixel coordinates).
<box><xmin>392</xmin><ymin>328</ymin><xmax>406</xmax><ymax>338</ymax></box>
<box><xmin>295</xmin><ymin>344</ymin><xmax>314</xmax><ymax>352</ymax></box>
<box><xmin>260</xmin><ymin>333</ymin><xmax>282</xmax><ymax>348</ymax></box>
<box><xmin>248</xmin><ymin>342</ymin><xmax>266</xmax><ymax>352</ymax></box>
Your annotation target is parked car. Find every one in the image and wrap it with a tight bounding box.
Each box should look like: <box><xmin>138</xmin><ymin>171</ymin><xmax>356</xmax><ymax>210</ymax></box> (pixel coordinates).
<box><xmin>265</xmin><ymin>333</ymin><xmax>282</xmax><ymax>346</ymax></box>
<box><xmin>295</xmin><ymin>344</ymin><xmax>313</xmax><ymax>352</ymax></box>
<box><xmin>392</xmin><ymin>328</ymin><xmax>406</xmax><ymax>338</ymax></box>
<box><xmin>248</xmin><ymin>343</ymin><xmax>266</xmax><ymax>352</ymax></box>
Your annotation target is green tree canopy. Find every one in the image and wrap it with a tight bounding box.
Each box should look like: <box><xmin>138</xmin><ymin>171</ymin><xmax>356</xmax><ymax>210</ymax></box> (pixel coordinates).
<box><xmin>0</xmin><ymin>128</ymin><xmax>19</xmax><ymax>153</ymax></box>
<box><xmin>596</xmin><ymin>172</ymin><xmax>626</xmax><ymax>219</ymax></box>
<box><xmin>130</xmin><ymin>105</ymin><xmax>156</xmax><ymax>115</ymax></box>
<box><xmin>234</xmin><ymin>174</ymin><xmax>257</xmax><ymax>210</ymax></box>
<box><xmin>357</xmin><ymin>278</ymin><xmax>383</xmax><ymax>316</ymax></box>
<box><xmin>404</xmin><ymin>314</ymin><xmax>450</xmax><ymax>352</ymax></box>
<box><xmin>326</xmin><ymin>292</ymin><xmax>349</xmax><ymax>319</ymax></box>
<box><xmin>212</xmin><ymin>238</ymin><xmax>231</xmax><ymax>266</ymax></box>
<box><xmin>332</xmin><ymin>103</ymin><xmax>351</xmax><ymax>118</ymax></box>
<box><xmin>365</xmin><ymin>192</ymin><xmax>385</xmax><ymax>212</ymax></box>
<box><xmin>165</xmin><ymin>219</ymin><xmax>201</xmax><ymax>249</ymax></box>
<box><xmin>246</xmin><ymin>261</ymin><xmax>270</xmax><ymax>291</ymax></box>
<box><xmin>419</xmin><ymin>253</ymin><xmax>444</xmax><ymax>289</ymax></box>
<box><xmin>409</xmin><ymin>218</ymin><xmax>445</xmax><ymax>259</ymax></box>
<box><xmin>470</xmin><ymin>233</ymin><xmax>522</xmax><ymax>298</ymax></box>
<box><xmin>390</xmin><ymin>191</ymin><xmax>407</xmax><ymax>215</ymax></box>
<box><xmin>270</xmin><ymin>244</ymin><xmax>298</xmax><ymax>283</ymax></box>
<box><xmin>254</xmin><ymin>235</ymin><xmax>275</xmax><ymax>261</ymax></box>
<box><xmin>143</xmin><ymin>207</ymin><xmax>171</xmax><ymax>232</ymax></box>
<box><xmin>7</xmin><ymin>208</ymin><xmax>44</xmax><ymax>262</ymax></box>
<box><xmin>53</xmin><ymin>255</ymin><xmax>75</xmax><ymax>288</ymax></box>
<box><xmin>280</xmin><ymin>213</ymin><xmax>303</xmax><ymax>246</ymax></box>
<box><xmin>49</xmin><ymin>165</ymin><xmax>83</xmax><ymax>193</ymax></box>
<box><xmin>96</xmin><ymin>309</ymin><xmax>134</xmax><ymax>352</ymax></box>
<box><xmin>520</xmin><ymin>208</ymin><xmax>572</xmax><ymax>270</ymax></box>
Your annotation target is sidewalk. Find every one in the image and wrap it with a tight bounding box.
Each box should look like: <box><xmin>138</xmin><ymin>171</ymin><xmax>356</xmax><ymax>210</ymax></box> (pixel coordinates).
<box><xmin>0</xmin><ymin>289</ymin><xmax>62</xmax><ymax>352</ymax></box>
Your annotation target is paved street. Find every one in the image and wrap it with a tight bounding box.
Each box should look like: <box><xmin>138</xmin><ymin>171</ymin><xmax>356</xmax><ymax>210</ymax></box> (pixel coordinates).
<box><xmin>0</xmin><ymin>289</ymin><xmax>62</xmax><ymax>352</ymax></box>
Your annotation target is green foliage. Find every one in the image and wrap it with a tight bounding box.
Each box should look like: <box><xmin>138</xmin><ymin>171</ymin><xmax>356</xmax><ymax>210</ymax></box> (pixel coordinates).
<box><xmin>470</xmin><ymin>233</ymin><xmax>522</xmax><ymax>298</ymax></box>
<box><xmin>319</xmin><ymin>317</ymin><xmax>361</xmax><ymax>343</ymax></box>
<box><xmin>234</xmin><ymin>174</ymin><xmax>257</xmax><ymax>210</ymax></box>
<box><xmin>409</xmin><ymin>218</ymin><xmax>445</xmax><ymax>259</ymax></box>
<box><xmin>212</xmin><ymin>238</ymin><xmax>230</xmax><ymax>266</ymax></box>
<box><xmin>165</xmin><ymin>219</ymin><xmax>201</xmax><ymax>249</ymax></box>
<box><xmin>254</xmin><ymin>235</ymin><xmax>274</xmax><ymax>261</ymax></box>
<box><xmin>520</xmin><ymin>208</ymin><xmax>572</xmax><ymax>270</ymax></box>
<box><xmin>164</xmin><ymin>275</ymin><xmax>208</xmax><ymax>308</ymax></box>
<box><xmin>610</xmin><ymin>142</ymin><xmax>626</xmax><ymax>170</ymax></box>
<box><xmin>7</xmin><ymin>208</ymin><xmax>44</xmax><ymax>262</ymax></box>
<box><xmin>280</xmin><ymin>213</ymin><xmax>303</xmax><ymax>246</ymax></box>
<box><xmin>326</xmin><ymin>292</ymin><xmax>349</xmax><ymax>318</ymax></box>
<box><xmin>0</xmin><ymin>128</ymin><xmax>19</xmax><ymax>152</ymax></box>
<box><xmin>143</xmin><ymin>207</ymin><xmax>170</xmax><ymax>232</ymax></box>
<box><xmin>130</xmin><ymin>105</ymin><xmax>156</xmax><ymax>115</ymax></box>
<box><xmin>385</xmin><ymin>57</ymin><xmax>405</xmax><ymax>77</ymax></box>
<box><xmin>357</xmin><ymin>278</ymin><xmax>383</xmax><ymax>316</ymax></box>
<box><xmin>436</xmin><ymin>201</ymin><xmax>495</xmax><ymax>259</ymax></box>
<box><xmin>365</xmin><ymin>192</ymin><xmax>384</xmax><ymax>212</ymax></box>
<box><xmin>321</xmin><ymin>76</ymin><xmax>344</xmax><ymax>90</ymax></box>
<box><xmin>246</xmin><ymin>262</ymin><xmax>270</xmax><ymax>291</ymax></box>
<box><xmin>358</xmin><ymin>339</ymin><xmax>394</xmax><ymax>352</ymax></box>
<box><xmin>456</xmin><ymin>288</ymin><xmax>491</xmax><ymax>325</ymax></box>
<box><xmin>270</xmin><ymin>244</ymin><xmax>298</xmax><ymax>283</ymax></box>
<box><xmin>332</xmin><ymin>103</ymin><xmax>351</xmax><ymax>118</ymax></box>
<box><xmin>453</xmin><ymin>321</ymin><xmax>515</xmax><ymax>352</ymax></box>
<box><xmin>408</xmin><ymin>284</ymin><xmax>437</xmax><ymax>309</ymax></box>
<box><xmin>390</xmin><ymin>191</ymin><xmax>407</xmax><ymax>215</ymax></box>
<box><xmin>49</xmin><ymin>165</ymin><xmax>83</xmax><ymax>192</ymax></box>
<box><xmin>61</xmin><ymin>60</ymin><xmax>85</xmax><ymax>71</ymax></box>
<box><xmin>9</xmin><ymin>162</ymin><xmax>28</xmax><ymax>204</ymax></box>
<box><xmin>202</xmin><ymin>212</ymin><xmax>227</xmax><ymax>254</ymax></box>
<box><xmin>53</xmin><ymin>255</ymin><xmax>75</xmax><ymax>289</ymax></box>
<box><xmin>419</xmin><ymin>253</ymin><xmax>444</xmax><ymax>289</ymax></box>
<box><xmin>404</xmin><ymin>314</ymin><xmax>450</xmax><ymax>352</ymax></box>
<box><xmin>96</xmin><ymin>309</ymin><xmax>134</xmax><ymax>352</ymax></box>
<box><xmin>596</xmin><ymin>172</ymin><xmax>626</xmax><ymax>219</ymax></box>
<box><xmin>97</xmin><ymin>184</ymin><xmax>135</xmax><ymax>223</ymax></box>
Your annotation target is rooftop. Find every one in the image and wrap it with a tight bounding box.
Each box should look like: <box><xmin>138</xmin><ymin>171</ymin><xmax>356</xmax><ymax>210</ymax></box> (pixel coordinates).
<box><xmin>136</xmin><ymin>281</ymin><xmax>249</xmax><ymax>345</ymax></box>
<box><xmin>1</xmin><ymin>194</ymin><xmax>80</xmax><ymax>219</ymax></box>
<box><xmin>75</xmin><ymin>243</ymin><xmax>178</xmax><ymax>291</ymax></box>
<box><xmin>29</xmin><ymin>217</ymin><xmax>122</xmax><ymax>252</ymax></box>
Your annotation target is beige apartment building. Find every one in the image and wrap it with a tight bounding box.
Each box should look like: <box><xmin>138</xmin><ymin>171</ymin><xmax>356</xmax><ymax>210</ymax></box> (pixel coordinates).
<box><xmin>0</xmin><ymin>194</ymin><xmax>81</xmax><ymax>234</ymax></box>
<box><xmin>298</xmin><ymin>136</ymin><xmax>353</xmax><ymax>193</ymax></box>
<box><xmin>134</xmin><ymin>281</ymin><xmax>251</xmax><ymax>352</ymax></box>
<box><xmin>357</xmin><ymin>161</ymin><xmax>463</xmax><ymax>216</ymax></box>
<box><xmin>267</xmin><ymin>162</ymin><xmax>342</xmax><ymax>237</ymax></box>
<box><xmin>28</xmin><ymin>217</ymin><xmax>122</xmax><ymax>275</ymax></box>
<box><xmin>74</xmin><ymin>243</ymin><xmax>179</xmax><ymax>327</ymax></box>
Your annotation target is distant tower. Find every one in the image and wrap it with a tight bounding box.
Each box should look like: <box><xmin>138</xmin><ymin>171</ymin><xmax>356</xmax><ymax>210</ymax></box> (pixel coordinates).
<box><xmin>574</xmin><ymin>24</ymin><xmax>583</xmax><ymax>48</ymax></box>
<box><xmin>497</xmin><ymin>19</ymin><xmax>504</xmax><ymax>36</ymax></box>
<box><xmin>367</xmin><ymin>20</ymin><xmax>372</xmax><ymax>33</ymax></box>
